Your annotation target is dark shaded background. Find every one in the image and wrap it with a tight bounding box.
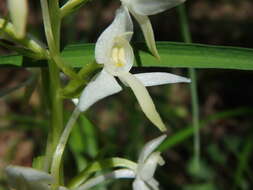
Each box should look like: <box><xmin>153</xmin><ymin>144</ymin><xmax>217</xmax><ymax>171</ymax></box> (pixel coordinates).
<box><xmin>0</xmin><ymin>0</ymin><xmax>253</xmax><ymax>189</ymax></box>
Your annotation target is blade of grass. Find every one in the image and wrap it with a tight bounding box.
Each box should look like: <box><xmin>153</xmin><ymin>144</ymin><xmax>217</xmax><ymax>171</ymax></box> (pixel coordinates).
<box><xmin>233</xmin><ymin>136</ymin><xmax>253</xmax><ymax>189</ymax></box>
<box><xmin>158</xmin><ymin>108</ymin><xmax>253</xmax><ymax>152</ymax></box>
<box><xmin>1</xmin><ymin>42</ymin><xmax>253</xmax><ymax>70</ymax></box>
<box><xmin>178</xmin><ymin>4</ymin><xmax>200</xmax><ymax>169</ymax></box>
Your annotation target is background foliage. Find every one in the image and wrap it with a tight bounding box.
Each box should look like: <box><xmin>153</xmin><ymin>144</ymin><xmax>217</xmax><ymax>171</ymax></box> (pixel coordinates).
<box><xmin>0</xmin><ymin>0</ymin><xmax>253</xmax><ymax>189</ymax></box>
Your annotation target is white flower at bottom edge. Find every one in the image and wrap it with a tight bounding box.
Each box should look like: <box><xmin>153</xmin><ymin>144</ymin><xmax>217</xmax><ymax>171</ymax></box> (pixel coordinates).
<box><xmin>76</xmin><ymin>7</ymin><xmax>190</xmax><ymax>132</ymax></box>
<box><xmin>76</xmin><ymin>135</ymin><xmax>167</xmax><ymax>190</ymax></box>
<box><xmin>132</xmin><ymin>135</ymin><xmax>167</xmax><ymax>190</ymax></box>
<box><xmin>120</xmin><ymin>0</ymin><xmax>186</xmax><ymax>59</ymax></box>
<box><xmin>5</xmin><ymin>165</ymin><xmax>68</xmax><ymax>190</ymax></box>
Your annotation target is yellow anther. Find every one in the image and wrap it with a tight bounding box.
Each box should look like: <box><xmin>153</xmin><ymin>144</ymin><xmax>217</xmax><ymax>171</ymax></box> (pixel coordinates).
<box><xmin>118</xmin><ymin>47</ymin><xmax>125</xmax><ymax>64</ymax></box>
<box><xmin>112</xmin><ymin>47</ymin><xmax>119</xmax><ymax>64</ymax></box>
<box><xmin>111</xmin><ymin>47</ymin><xmax>126</xmax><ymax>67</ymax></box>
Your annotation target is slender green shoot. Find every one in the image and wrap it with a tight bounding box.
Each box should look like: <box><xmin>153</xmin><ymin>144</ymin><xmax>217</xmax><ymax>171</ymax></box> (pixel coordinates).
<box><xmin>177</xmin><ymin>4</ymin><xmax>200</xmax><ymax>169</ymax></box>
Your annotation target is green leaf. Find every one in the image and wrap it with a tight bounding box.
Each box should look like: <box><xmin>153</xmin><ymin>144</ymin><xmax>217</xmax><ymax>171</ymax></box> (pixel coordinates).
<box><xmin>0</xmin><ymin>54</ymin><xmax>22</xmax><ymax>66</ymax></box>
<box><xmin>2</xmin><ymin>42</ymin><xmax>253</xmax><ymax>70</ymax></box>
<box><xmin>158</xmin><ymin>108</ymin><xmax>253</xmax><ymax>151</ymax></box>
<box><xmin>61</xmin><ymin>42</ymin><xmax>253</xmax><ymax>70</ymax></box>
<box><xmin>67</xmin><ymin>157</ymin><xmax>137</xmax><ymax>189</ymax></box>
<box><xmin>68</xmin><ymin>113</ymin><xmax>98</xmax><ymax>171</ymax></box>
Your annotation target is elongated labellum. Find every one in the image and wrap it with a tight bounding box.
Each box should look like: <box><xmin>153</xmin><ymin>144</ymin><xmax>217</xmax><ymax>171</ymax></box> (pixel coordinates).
<box><xmin>119</xmin><ymin>72</ymin><xmax>167</xmax><ymax>132</ymax></box>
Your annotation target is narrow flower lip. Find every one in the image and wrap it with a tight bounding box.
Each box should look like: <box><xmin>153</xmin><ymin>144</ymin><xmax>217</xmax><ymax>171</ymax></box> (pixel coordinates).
<box><xmin>119</xmin><ymin>72</ymin><xmax>167</xmax><ymax>132</ymax></box>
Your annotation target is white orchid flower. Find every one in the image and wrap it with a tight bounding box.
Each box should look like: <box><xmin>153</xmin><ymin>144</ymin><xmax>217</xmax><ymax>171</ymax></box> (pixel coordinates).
<box><xmin>76</xmin><ymin>135</ymin><xmax>167</xmax><ymax>190</ymax></box>
<box><xmin>120</xmin><ymin>0</ymin><xmax>186</xmax><ymax>59</ymax></box>
<box><xmin>133</xmin><ymin>134</ymin><xmax>167</xmax><ymax>190</ymax></box>
<box><xmin>5</xmin><ymin>165</ymin><xmax>68</xmax><ymax>190</ymax></box>
<box><xmin>77</xmin><ymin>7</ymin><xmax>190</xmax><ymax>132</ymax></box>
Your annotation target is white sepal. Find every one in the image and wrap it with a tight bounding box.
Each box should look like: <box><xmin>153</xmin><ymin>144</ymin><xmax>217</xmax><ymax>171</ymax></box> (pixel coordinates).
<box><xmin>133</xmin><ymin>178</ymin><xmax>150</xmax><ymax>190</ymax></box>
<box><xmin>95</xmin><ymin>6</ymin><xmax>133</xmax><ymax>64</ymax></box>
<box><xmin>134</xmin><ymin>72</ymin><xmax>191</xmax><ymax>87</ymax></box>
<box><xmin>131</xmin><ymin>0</ymin><xmax>186</xmax><ymax>15</ymax></box>
<box><xmin>130</xmin><ymin>12</ymin><xmax>159</xmax><ymax>59</ymax></box>
<box><xmin>5</xmin><ymin>165</ymin><xmax>53</xmax><ymax>190</ymax></box>
<box><xmin>8</xmin><ymin>0</ymin><xmax>28</xmax><ymax>39</ymax></box>
<box><xmin>138</xmin><ymin>135</ymin><xmax>167</xmax><ymax>163</ymax></box>
<box><xmin>146</xmin><ymin>178</ymin><xmax>159</xmax><ymax>190</ymax></box>
<box><xmin>139</xmin><ymin>152</ymin><xmax>164</xmax><ymax>181</ymax></box>
<box><xmin>5</xmin><ymin>165</ymin><xmax>53</xmax><ymax>183</ymax></box>
<box><xmin>72</xmin><ymin>98</ymin><xmax>79</xmax><ymax>105</ymax></box>
<box><xmin>78</xmin><ymin>70</ymin><xmax>122</xmax><ymax>112</ymax></box>
<box><xmin>119</xmin><ymin>72</ymin><xmax>166</xmax><ymax>132</ymax></box>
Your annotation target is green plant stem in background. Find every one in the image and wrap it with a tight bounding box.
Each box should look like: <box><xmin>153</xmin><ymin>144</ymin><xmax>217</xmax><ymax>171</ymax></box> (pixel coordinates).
<box><xmin>43</xmin><ymin>59</ymin><xmax>64</xmax><ymax>173</ymax></box>
<box><xmin>40</xmin><ymin>0</ymin><xmax>64</xmax><ymax>176</ymax></box>
<box><xmin>158</xmin><ymin>108</ymin><xmax>253</xmax><ymax>152</ymax></box>
<box><xmin>0</xmin><ymin>18</ymin><xmax>48</xmax><ymax>59</ymax></box>
<box><xmin>177</xmin><ymin>5</ymin><xmax>200</xmax><ymax>169</ymax></box>
<box><xmin>60</xmin><ymin>0</ymin><xmax>90</xmax><ymax>18</ymax></box>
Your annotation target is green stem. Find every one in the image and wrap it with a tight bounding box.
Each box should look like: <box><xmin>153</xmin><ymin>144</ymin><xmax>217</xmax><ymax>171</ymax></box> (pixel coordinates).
<box><xmin>0</xmin><ymin>18</ymin><xmax>48</xmax><ymax>59</ymax></box>
<box><xmin>60</xmin><ymin>0</ymin><xmax>89</xmax><ymax>18</ymax></box>
<box><xmin>43</xmin><ymin>60</ymin><xmax>64</xmax><ymax>173</ymax></box>
<box><xmin>177</xmin><ymin>5</ymin><xmax>200</xmax><ymax>168</ymax></box>
<box><xmin>40</xmin><ymin>0</ymin><xmax>64</xmax><ymax>175</ymax></box>
<box><xmin>51</xmin><ymin>108</ymin><xmax>81</xmax><ymax>187</ymax></box>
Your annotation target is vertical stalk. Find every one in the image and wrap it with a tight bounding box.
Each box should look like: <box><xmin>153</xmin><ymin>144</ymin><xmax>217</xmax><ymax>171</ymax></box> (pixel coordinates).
<box><xmin>40</xmin><ymin>0</ymin><xmax>63</xmax><ymax>173</ymax></box>
<box><xmin>177</xmin><ymin>5</ymin><xmax>200</xmax><ymax>168</ymax></box>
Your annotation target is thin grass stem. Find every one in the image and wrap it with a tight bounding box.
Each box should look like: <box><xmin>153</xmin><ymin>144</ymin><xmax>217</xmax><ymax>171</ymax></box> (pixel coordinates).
<box><xmin>177</xmin><ymin>4</ymin><xmax>200</xmax><ymax>169</ymax></box>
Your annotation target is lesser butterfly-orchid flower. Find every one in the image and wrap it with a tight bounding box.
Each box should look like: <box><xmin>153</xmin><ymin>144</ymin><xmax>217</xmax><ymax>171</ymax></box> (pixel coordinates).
<box><xmin>76</xmin><ymin>135</ymin><xmax>167</xmax><ymax>190</ymax></box>
<box><xmin>76</xmin><ymin>7</ymin><xmax>190</xmax><ymax>132</ymax></box>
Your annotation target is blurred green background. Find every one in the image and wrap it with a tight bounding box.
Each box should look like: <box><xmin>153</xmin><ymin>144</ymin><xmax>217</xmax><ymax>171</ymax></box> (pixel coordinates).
<box><xmin>0</xmin><ymin>0</ymin><xmax>253</xmax><ymax>189</ymax></box>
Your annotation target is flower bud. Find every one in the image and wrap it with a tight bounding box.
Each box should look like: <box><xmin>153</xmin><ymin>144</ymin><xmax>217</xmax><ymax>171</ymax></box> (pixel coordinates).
<box><xmin>8</xmin><ymin>0</ymin><xmax>28</xmax><ymax>39</ymax></box>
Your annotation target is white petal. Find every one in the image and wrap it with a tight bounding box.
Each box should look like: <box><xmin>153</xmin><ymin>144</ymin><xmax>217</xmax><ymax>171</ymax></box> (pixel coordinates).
<box><xmin>8</xmin><ymin>0</ymin><xmax>28</xmax><ymax>38</ymax></box>
<box><xmin>77</xmin><ymin>169</ymin><xmax>135</xmax><ymax>190</ymax></box>
<box><xmin>133</xmin><ymin>178</ymin><xmax>150</xmax><ymax>190</ymax></box>
<box><xmin>134</xmin><ymin>72</ymin><xmax>191</xmax><ymax>87</ymax></box>
<box><xmin>138</xmin><ymin>135</ymin><xmax>167</xmax><ymax>163</ymax></box>
<box><xmin>5</xmin><ymin>165</ymin><xmax>53</xmax><ymax>183</ymax></box>
<box><xmin>95</xmin><ymin>6</ymin><xmax>133</xmax><ymax>64</ymax></box>
<box><xmin>119</xmin><ymin>72</ymin><xmax>166</xmax><ymax>132</ymax></box>
<box><xmin>72</xmin><ymin>98</ymin><xmax>79</xmax><ymax>105</ymax></box>
<box><xmin>130</xmin><ymin>12</ymin><xmax>159</xmax><ymax>59</ymax></box>
<box><xmin>130</xmin><ymin>0</ymin><xmax>186</xmax><ymax>15</ymax></box>
<box><xmin>146</xmin><ymin>178</ymin><xmax>160</xmax><ymax>190</ymax></box>
<box><xmin>139</xmin><ymin>152</ymin><xmax>163</xmax><ymax>181</ymax></box>
<box><xmin>77</xmin><ymin>70</ymin><xmax>122</xmax><ymax>112</ymax></box>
